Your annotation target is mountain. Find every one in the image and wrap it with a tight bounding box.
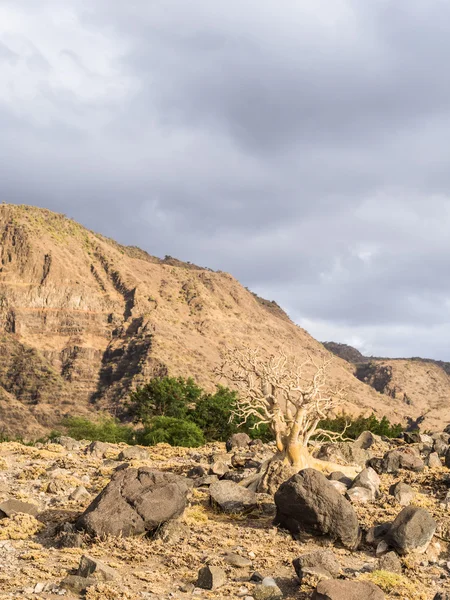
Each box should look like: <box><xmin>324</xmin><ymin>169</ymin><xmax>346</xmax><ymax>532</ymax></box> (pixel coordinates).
<box><xmin>324</xmin><ymin>341</ymin><xmax>450</xmax><ymax>430</ymax></box>
<box><xmin>0</xmin><ymin>204</ymin><xmax>439</xmax><ymax>437</ymax></box>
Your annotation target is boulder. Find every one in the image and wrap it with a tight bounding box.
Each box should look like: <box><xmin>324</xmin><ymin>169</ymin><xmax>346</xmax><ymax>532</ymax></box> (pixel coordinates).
<box><xmin>434</xmin><ymin>593</ymin><xmax>450</xmax><ymax>600</ymax></box>
<box><xmin>274</xmin><ymin>469</ymin><xmax>360</xmax><ymax>549</ymax></box>
<box><xmin>209</xmin><ymin>480</ymin><xmax>258</xmax><ymax>514</ymax></box>
<box><xmin>312</xmin><ymin>579</ymin><xmax>385</xmax><ymax>600</ymax></box>
<box><xmin>445</xmin><ymin>446</ymin><xmax>450</xmax><ymax>469</ymax></box>
<box><xmin>389</xmin><ymin>482</ymin><xmax>415</xmax><ymax>506</ymax></box>
<box><xmin>386</xmin><ymin>506</ymin><xmax>436</xmax><ymax>554</ymax></box>
<box><xmin>226</xmin><ymin>433</ymin><xmax>251</xmax><ymax>452</ymax></box>
<box><xmin>292</xmin><ymin>550</ymin><xmax>340</xmax><ymax>584</ymax></box>
<box><xmin>77</xmin><ymin>468</ymin><xmax>189</xmax><ymax>537</ymax></box>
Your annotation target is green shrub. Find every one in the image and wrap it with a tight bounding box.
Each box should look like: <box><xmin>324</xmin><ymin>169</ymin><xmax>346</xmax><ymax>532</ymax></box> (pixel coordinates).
<box><xmin>188</xmin><ymin>385</ymin><xmax>239</xmax><ymax>441</ymax></box>
<box><xmin>137</xmin><ymin>417</ymin><xmax>205</xmax><ymax>448</ymax></box>
<box><xmin>318</xmin><ymin>412</ymin><xmax>403</xmax><ymax>439</ymax></box>
<box><xmin>62</xmin><ymin>416</ymin><xmax>136</xmax><ymax>444</ymax></box>
<box><xmin>127</xmin><ymin>376</ymin><xmax>203</xmax><ymax>424</ymax></box>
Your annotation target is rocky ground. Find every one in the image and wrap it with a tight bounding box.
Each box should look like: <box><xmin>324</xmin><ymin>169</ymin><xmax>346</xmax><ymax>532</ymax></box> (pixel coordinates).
<box><xmin>0</xmin><ymin>432</ymin><xmax>450</xmax><ymax>600</ymax></box>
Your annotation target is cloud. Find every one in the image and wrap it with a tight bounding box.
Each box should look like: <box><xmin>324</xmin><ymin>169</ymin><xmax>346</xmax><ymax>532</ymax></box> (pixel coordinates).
<box><xmin>1</xmin><ymin>0</ymin><xmax>450</xmax><ymax>359</ymax></box>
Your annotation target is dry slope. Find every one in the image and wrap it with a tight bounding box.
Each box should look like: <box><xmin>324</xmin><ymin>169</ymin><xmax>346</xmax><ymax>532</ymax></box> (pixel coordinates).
<box><xmin>0</xmin><ymin>204</ymin><xmax>400</xmax><ymax>436</ymax></box>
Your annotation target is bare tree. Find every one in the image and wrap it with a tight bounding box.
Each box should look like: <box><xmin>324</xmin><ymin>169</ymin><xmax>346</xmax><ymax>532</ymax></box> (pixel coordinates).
<box><xmin>216</xmin><ymin>346</ymin><xmax>353</xmax><ymax>472</ymax></box>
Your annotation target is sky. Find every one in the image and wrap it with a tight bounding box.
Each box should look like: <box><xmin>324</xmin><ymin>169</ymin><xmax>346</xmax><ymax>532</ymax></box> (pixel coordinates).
<box><xmin>1</xmin><ymin>1</ymin><xmax>450</xmax><ymax>360</ymax></box>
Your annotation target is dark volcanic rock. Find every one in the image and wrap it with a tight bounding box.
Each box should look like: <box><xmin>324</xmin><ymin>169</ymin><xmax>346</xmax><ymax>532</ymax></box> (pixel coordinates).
<box><xmin>385</xmin><ymin>506</ymin><xmax>436</xmax><ymax>554</ymax></box>
<box><xmin>77</xmin><ymin>468</ymin><xmax>189</xmax><ymax>537</ymax></box>
<box><xmin>274</xmin><ymin>469</ymin><xmax>360</xmax><ymax>549</ymax></box>
<box><xmin>293</xmin><ymin>549</ymin><xmax>340</xmax><ymax>584</ymax></box>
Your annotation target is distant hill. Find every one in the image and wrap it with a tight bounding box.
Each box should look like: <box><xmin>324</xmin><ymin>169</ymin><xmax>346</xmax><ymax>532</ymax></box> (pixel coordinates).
<box><xmin>324</xmin><ymin>341</ymin><xmax>450</xmax><ymax>431</ymax></box>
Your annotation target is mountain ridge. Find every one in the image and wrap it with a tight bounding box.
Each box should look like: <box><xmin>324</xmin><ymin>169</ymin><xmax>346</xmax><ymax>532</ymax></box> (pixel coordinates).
<box><xmin>0</xmin><ymin>203</ymin><xmax>444</xmax><ymax>436</ymax></box>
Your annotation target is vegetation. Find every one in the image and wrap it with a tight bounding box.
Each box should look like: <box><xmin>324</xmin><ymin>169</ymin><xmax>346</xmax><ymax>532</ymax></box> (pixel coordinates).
<box><xmin>40</xmin><ymin>375</ymin><xmax>403</xmax><ymax>449</ymax></box>
<box><xmin>318</xmin><ymin>412</ymin><xmax>403</xmax><ymax>439</ymax></box>
<box><xmin>127</xmin><ymin>376</ymin><xmax>203</xmax><ymax>424</ymax></box>
<box><xmin>60</xmin><ymin>416</ymin><xmax>135</xmax><ymax>444</ymax></box>
<box><xmin>136</xmin><ymin>417</ymin><xmax>205</xmax><ymax>448</ymax></box>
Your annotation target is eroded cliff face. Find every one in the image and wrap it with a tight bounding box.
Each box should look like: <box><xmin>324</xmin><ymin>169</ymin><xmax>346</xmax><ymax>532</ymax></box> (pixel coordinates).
<box><xmin>0</xmin><ymin>204</ymin><xmax>407</xmax><ymax>437</ymax></box>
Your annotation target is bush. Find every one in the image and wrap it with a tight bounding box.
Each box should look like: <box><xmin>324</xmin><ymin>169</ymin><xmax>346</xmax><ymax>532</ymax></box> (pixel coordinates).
<box><xmin>127</xmin><ymin>376</ymin><xmax>203</xmax><ymax>424</ymax></box>
<box><xmin>61</xmin><ymin>416</ymin><xmax>136</xmax><ymax>444</ymax></box>
<box><xmin>188</xmin><ymin>385</ymin><xmax>239</xmax><ymax>441</ymax></box>
<box><xmin>137</xmin><ymin>417</ymin><xmax>205</xmax><ymax>448</ymax></box>
<box><xmin>318</xmin><ymin>412</ymin><xmax>403</xmax><ymax>439</ymax></box>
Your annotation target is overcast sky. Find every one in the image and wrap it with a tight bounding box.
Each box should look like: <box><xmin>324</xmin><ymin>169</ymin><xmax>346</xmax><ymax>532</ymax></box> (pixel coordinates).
<box><xmin>1</xmin><ymin>1</ymin><xmax>450</xmax><ymax>360</ymax></box>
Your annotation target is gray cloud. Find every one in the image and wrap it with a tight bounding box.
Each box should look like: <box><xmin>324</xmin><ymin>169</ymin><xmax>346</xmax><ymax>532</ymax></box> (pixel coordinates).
<box><xmin>1</xmin><ymin>1</ymin><xmax>450</xmax><ymax>358</ymax></box>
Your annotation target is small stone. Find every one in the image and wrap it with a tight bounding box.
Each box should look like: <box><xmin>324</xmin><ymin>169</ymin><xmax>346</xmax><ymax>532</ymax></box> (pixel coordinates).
<box><xmin>77</xmin><ymin>555</ymin><xmax>117</xmax><ymax>581</ymax></box>
<box><xmin>61</xmin><ymin>575</ymin><xmax>97</xmax><ymax>593</ymax></box>
<box><xmin>250</xmin><ymin>572</ymin><xmax>264</xmax><ymax>582</ymax></box>
<box><xmin>329</xmin><ymin>481</ymin><xmax>347</xmax><ymax>495</ymax></box>
<box><xmin>389</xmin><ymin>482</ymin><xmax>416</xmax><ymax>506</ymax></box>
<box><xmin>196</xmin><ymin>565</ymin><xmax>227</xmax><ymax>590</ymax></box>
<box><xmin>34</xmin><ymin>582</ymin><xmax>46</xmax><ymax>593</ymax></box>
<box><xmin>224</xmin><ymin>552</ymin><xmax>252</xmax><ymax>568</ymax></box>
<box><xmin>210</xmin><ymin>461</ymin><xmax>229</xmax><ymax>477</ymax></box>
<box><xmin>0</xmin><ymin>499</ymin><xmax>39</xmax><ymax>518</ymax></box>
<box><xmin>210</xmin><ymin>480</ymin><xmax>258</xmax><ymax>514</ymax></box>
<box><xmin>253</xmin><ymin>578</ymin><xmax>283</xmax><ymax>600</ymax></box>
<box><xmin>346</xmin><ymin>487</ymin><xmax>373</xmax><ymax>504</ymax></box>
<box><xmin>376</xmin><ymin>540</ymin><xmax>389</xmax><ymax>556</ymax></box>
<box><xmin>378</xmin><ymin>551</ymin><xmax>402</xmax><ymax>574</ymax></box>
<box><xmin>69</xmin><ymin>486</ymin><xmax>91</xmax><ymax>502</ymax></box>
<box><xmin>312</xmin><ymin>579</ymin><xmax>385</xmax><ymax>599</ymax></box>
<box><xmin>427</xmin><ymin>452</ymin><xmax>442</xmax><ymax>468</ymax></box>
<box><xmin>238</xmin><ymin>587</ymin><xmax>250</xmax><ymax>596</ymax></box>
<box><xmin>293</xmin><ymin>550</ymin><xmax>340</xmax><ymax>584</ymax></box>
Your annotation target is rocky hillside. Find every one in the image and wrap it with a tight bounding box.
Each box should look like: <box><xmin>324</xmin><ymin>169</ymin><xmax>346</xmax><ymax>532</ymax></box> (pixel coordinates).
<box><xmin>0</xmin><ymin>204</ymin><xmax>432</xmax><ymax>437</ymax></box>
<box><xmin>0</xmin><ymin>430</ymin><xmax>449</xmax><ymax>598</ymax></box>
<box><xmin>324</xmin><ymin>342</ymin><xmax>450</xmax><ymax>432</ymax></box>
